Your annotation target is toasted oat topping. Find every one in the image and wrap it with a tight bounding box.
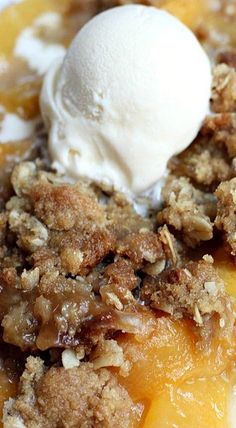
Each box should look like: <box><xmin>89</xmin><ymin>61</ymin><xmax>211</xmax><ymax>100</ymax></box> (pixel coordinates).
<box><xmin>4</xmin><ymin>357</ymin><xmax>136</xmax><ymax>428</ymax></box>
<box><xmin>141</xmin><ymin>257</ymin><xmax>234</xmax><ymax>331</ymax></box>
<box><xmin>215</xmin><ymin>178</ymin><xmax>236</xmax><ymax>255</ymax></box>
<box><xmin>157</xmin><ymin>175</ymin><xmax>215</xmax><ymax>247</ymax></box>
<box><xmin>211</xmin><ymin>64</ymin><xmax>236</xmax><ymax>113</ymax></box>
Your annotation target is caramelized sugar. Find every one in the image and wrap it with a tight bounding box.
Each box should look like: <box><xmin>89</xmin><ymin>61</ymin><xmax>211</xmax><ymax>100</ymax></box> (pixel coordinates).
<box><xmin>0</xmin><ymin>348</ymin><xmax>23</xmax><ymax>428</ymax></box>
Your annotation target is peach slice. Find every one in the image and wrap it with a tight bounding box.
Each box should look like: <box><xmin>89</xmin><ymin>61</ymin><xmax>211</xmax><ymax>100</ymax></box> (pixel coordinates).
<box><xmin>0</xmin><ymin>0</ymin><xmax>71</xmax><ymax>59</ymax></box>
<box><xmin>0</xmin><ymin>0</ymin><xmax>94</xmax><ymax>119</ymax></box>
<box><xmin>0</xmin><ymin>0</ymin><xmax>62</xmax><ymax>119</ymax></box>
<box><xmin>0</xmin><ymin>139</ymin><xmax>32</xmax><ymax>165</ymax></box>
<box><xmin>116</xmin><ymin>314</ymin><xmax>236</xmax><ymax>427</ymax></box>
<box><xmin>118</xmin><ymin>316</ymin><xmax>236</xmax><ymax>401</ymax></box>
<box><xmin>0</xmin><ymin>59</ymin><xmax>41</xmax><ymax>120</ymax></box>
<box><xmin>143</xmin><ymin>374</ymin><xmax>231</xmax><ymax>428</ymax></box>
<box><xmin>158</xmin><ymin>0</ymin><xmax>206</xmax><ymax>29</ymax></box>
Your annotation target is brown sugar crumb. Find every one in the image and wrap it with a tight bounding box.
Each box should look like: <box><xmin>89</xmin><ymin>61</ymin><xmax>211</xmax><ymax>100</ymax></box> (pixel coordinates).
<box><xmin>0</xmin><ymin>158</ymin><xmax>233</xmax><ymax>358</ymax></box>
<box><xmin>0</xmin><ymin>162</ymin><xmax>161</xmax><ymax>352</ymax></box>
<box><xmin>169</xmin><ymin>64</ymin><xmax>236</xmax><ymax>189</ymax></box>
<box><xmin>202</xmin><ymin>113</ymin><xmax>236</xmax><ymax>158</ymax></box>
<box><xmin>31</xmin><ymin>180</ymin><xmax>106</xmax><ymax>231</ymax></box>
<box><xmin>169</xmin><ymin>133</ymin><xmax>233</xmax><ymax>188</ymax></box>
<box><xmin>7</xmin><ymin>162</ymin><xmax>114</xmax><ymax>276</ymax></box>
<box><xmin>141</xmin><ymin>258</ymin><xmax>234</xmax><ymax>332</ymax></box>
<box><xmin>51</xmin><ymin>227</ymin><xmax>114</xmax><ymax>276</ymax></box>
<box><xmin>116</xmin><ymin>231</ymin><xmax>164</xmax><ymax>267</ymax></box>
<box><xmin>215</xmin><ymin>177</ymin><xmax>236</xmax><ymax>256</ymax></box>
<box><xmin>106</xmin><ymin>191</ymin><xmax>153</xmax><ymax>237</ymax></box>
<box><xmin>211</xmin><ymin>64</ymin><xmax>236</xmax><ymax>113</ymax></box>
<box><xmin>4</xmin><ymin>357</ymin><xmax>136</xmax><ymax>428</ymax></box>
<box><xmin>100</xmin><ymin>258</ymin><xmax>138</xmax><ymax>309</ymax></box>
<box><xmin>157</xmin><ymin>175</ymin><xmax>215</xmax><ymax>247</ymax></box>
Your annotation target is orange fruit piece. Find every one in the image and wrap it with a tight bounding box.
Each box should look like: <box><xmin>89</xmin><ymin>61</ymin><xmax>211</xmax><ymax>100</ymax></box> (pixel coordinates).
<box><xmin>143</xmin><ymin>374</ymin><xmax>231</xmax><ymax>428</ymax></box>
<box><xmin>0</xmin><ymin>0</ymin><xmax>70</xmax><ymax>59</ymax></box>
<box><xmin>150</xmin><ymin>0</ymin><xmax>206</xmax><ymax>29</ymax></box>
<box><xmin>117</xmin><ymin>314</ymin><xmax>236</xmax><ymax>427</ymax></box>
<box><xmin>0</xmin><ymin>0</ymin><xmax>74</xmax><ymax>119</ymax></box>
<box><xmin>118</xmin><ymin>316</ymin><xmax>236</xmax><ymax>401</ymax></box>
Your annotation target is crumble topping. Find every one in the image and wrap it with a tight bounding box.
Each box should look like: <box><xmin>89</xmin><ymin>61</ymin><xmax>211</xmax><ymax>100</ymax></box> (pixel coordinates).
<box><xmin>168</xmin><ymin>131</ymin><xmax>234</xmax><ymax>188</ymax></box>
<box><xmin>215</xmin><ymin>178</ymin><xmax>236</xmax><ymax>255</ymax></box>
<box><xmin>211</xmin><ymin>64</ymin><xmax>236</xmax><ymax>113</ymax></box>
<box><xmin>157</xmin><ymin>175</ymin><xmax>215</xmax><ymax>247</ymax></box>
<box><xmin>4</xmin><ymin>357</ymin><xmax>136</xmax><ymax>428</ymax></box>
<box><xmin>169</xmin><ymin>65</ymin><xmax>236</xmax><ymax>189</ymax></box>
<box><xmin>141</xmin><ymin>257</ymin><xmax>234</xmax><ymax>332</ymax></box>
<box><xmin>0</xmin><ymin>157</ymin><xmax>233</xmax><ymax>358</ymax></box>
<box><xmin>0</xmin><ymin>162</ymin><xmax>162</xmax><ymax>352</ymax></box>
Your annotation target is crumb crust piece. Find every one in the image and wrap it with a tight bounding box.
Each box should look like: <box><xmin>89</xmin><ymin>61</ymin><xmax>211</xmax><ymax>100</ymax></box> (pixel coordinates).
<box><xmin>3</xmin><ymin>357</ymin><xmax>137</xmax><ymax>428</ymax></box>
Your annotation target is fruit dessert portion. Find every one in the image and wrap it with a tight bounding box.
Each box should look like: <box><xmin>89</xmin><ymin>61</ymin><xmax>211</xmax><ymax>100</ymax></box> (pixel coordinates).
<box><xmin>0</xmin><ymin>1</ymin><xmax>236</xmax><ymax>428</ymax></box>
<box><xmin>1</xmin><ymin>161</ymin><xmax>236</xmax><ymax>428</ymax></box>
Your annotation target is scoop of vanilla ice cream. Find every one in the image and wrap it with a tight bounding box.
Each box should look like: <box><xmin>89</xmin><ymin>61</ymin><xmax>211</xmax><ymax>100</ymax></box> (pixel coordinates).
<box><xmin>41</xmin><ymin>4</ymin><xmax>212</xmax><ymax>195</ymax></box>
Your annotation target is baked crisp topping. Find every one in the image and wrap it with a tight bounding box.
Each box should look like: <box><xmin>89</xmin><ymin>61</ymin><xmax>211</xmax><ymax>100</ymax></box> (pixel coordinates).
<box><xmin>211</xmin><ymin>64</ymin><xmax>236</xmax><ymax>113</ymax></box>
<box><xmin>1</xmin><ymin>1</ymin><xmax>236</xmax><ymax>427</ymax></box>
<box><xmin>215</xmin><ymin>178</ymin><xmax>236</xmax><ymax>255</ymax></box>
<box><xmin>4</xmin><ymin>357</ymin><xmax>137</xmax><ymax>428</ymax></box>
<box><xmin>141</xmin><ymin>257</ymin><xmax>234</xmax><ymax>331</ymax></box>
<box><xmin>157</xmin><ymin>175</ymin><xmax>215</xmax><ymax>247</ymax></box>
<box><xmin>0</xmin><ymin>146</ymin><xmax>234</xmax><ymax>363</ymax></box>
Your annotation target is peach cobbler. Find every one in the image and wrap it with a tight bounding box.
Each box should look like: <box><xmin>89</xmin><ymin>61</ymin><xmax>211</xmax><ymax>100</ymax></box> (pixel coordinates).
<box><xmin>0</xmin><ymin>1</ymin><xmax>236</xmax><ymax>427</ymax></box>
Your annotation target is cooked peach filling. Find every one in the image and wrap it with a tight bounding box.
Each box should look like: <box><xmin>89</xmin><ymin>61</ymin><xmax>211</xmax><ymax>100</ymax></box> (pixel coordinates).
<box><xmin>0</xmin><ymin>1</ymin><xmax>236</xmax><ymax>428</ymax></box>
<box><xmin>158</xmin><ymin>0</ymin><xmax>207</xmax><ymax>29</ymax></box>
<box><xmin>0</xmin><ymin>0</ymin><xmax>62</xmax><ymax>119</ymax></box>
<box><xmin>0</xmin><ymin>313</ymin><xmax>235</xmax><ymax>427</ymax></box>
<box><xmin>0</xmin><ymin>0</ymin><xmax>92</xmax><ymax>120</ymax></box>
<box><xmin>116</xmin><ymin>313</ymin><xmax>236</xmax><ymax>427</ymax></box>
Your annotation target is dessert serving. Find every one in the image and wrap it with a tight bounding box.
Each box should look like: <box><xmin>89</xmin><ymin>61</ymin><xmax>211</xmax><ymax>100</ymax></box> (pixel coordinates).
<box><xmin>0</xmin><ymin>0</ymin><xmax>236</xmax><ymax>427</ymax></box>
